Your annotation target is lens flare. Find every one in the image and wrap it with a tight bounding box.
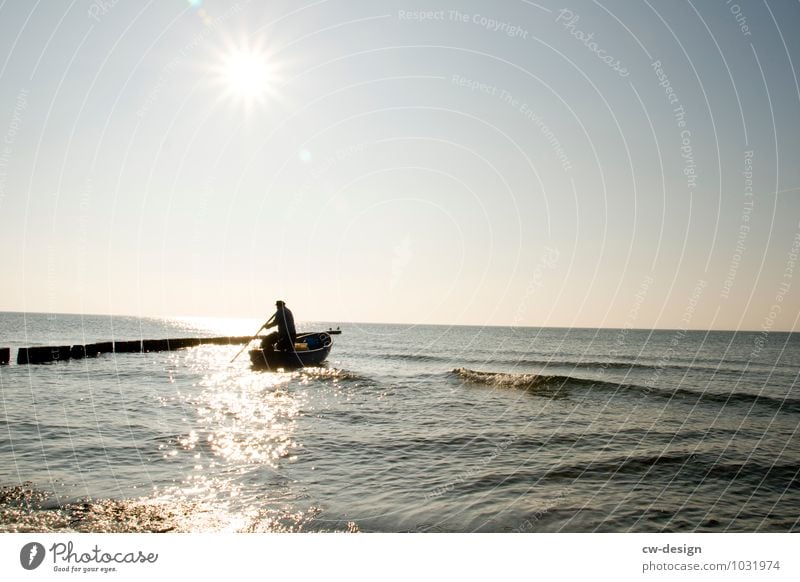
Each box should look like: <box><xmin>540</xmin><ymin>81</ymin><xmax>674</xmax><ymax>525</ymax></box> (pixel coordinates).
<box><xmin>214</xmin><ymin>43</ymin><xmax>281</xmax><ymax>109</ymax></box>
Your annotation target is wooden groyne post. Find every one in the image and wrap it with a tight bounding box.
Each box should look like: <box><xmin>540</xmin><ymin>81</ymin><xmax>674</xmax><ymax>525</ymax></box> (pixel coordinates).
<box><xmin>11</xmin><ymin>336</ymin><xmax>255</xmax><ymax>365</ymax></box>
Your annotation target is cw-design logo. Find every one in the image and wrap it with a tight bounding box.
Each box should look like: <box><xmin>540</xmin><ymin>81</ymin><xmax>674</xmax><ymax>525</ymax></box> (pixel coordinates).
<box><xmin>20</xmin><ymin>542</ymin><xmax>46</xmax><ymax>570</ymax></box>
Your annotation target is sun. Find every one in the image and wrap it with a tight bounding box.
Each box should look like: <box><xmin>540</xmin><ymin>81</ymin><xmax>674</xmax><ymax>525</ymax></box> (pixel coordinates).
<box><xmin>223</xmin><ymin>51</ymin><xmax>269</xmax><ymax>98</ymax></box>
<box><xmin>215</xmin><ymin>45</ymin><xmax>280</xmax><ymax>108</ymax></box>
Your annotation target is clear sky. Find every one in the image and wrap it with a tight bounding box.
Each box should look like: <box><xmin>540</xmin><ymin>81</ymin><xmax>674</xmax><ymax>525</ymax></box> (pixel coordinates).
<box><xmin>1</xmin><ymin>0</ymin><xmax>799</xmax><ymax>330</ymax></box>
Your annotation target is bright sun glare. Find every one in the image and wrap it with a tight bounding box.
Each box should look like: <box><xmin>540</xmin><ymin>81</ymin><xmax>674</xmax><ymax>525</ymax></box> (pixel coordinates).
<box><xmin>217</xmin><ymin>46</ymin><xmax>278</xmax><ymax>107</ymax></box>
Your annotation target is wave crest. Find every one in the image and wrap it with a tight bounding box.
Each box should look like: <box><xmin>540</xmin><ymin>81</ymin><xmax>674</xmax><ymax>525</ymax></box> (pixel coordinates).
<box><xmin>451</xmin><ymin>368</ymin><xmax>800</xmax><ymax>414</ymax></box>
<box><xmin>451</xmin><ymin>368</ymin><xmax>573</xmax><ymax>395</ymax></box>
<box><xmin>297</xmin><ymin>367</ymin><xmax>367</xmax><ymax>382</ymax></box>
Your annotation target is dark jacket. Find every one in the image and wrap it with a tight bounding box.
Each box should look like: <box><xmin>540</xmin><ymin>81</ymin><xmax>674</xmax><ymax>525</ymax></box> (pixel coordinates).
<box><xmin>266</xmin><ymin>304</ymin><xmax>297</xmax><ymax>349</ymax></box>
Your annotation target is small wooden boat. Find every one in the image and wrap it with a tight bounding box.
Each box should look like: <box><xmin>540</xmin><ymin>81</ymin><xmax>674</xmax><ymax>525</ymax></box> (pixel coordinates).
<box><xmin>249</xmin><ymin>330</ymin><xmax>340</xmax><ymax>369</ymax></box>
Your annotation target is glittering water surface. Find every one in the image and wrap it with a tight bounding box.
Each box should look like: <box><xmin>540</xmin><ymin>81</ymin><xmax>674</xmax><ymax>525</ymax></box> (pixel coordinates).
<box><xmin>1</xmin><ymin>313</ymin><xmax>798</xmax><ymax>532</ymax></box>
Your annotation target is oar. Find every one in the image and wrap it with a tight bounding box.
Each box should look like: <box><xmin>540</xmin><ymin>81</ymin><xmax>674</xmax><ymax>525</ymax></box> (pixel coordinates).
<box><xmin>230</xmin><ymin>320</ymin><xmax>267</xmax><ymax>363</ymax></box>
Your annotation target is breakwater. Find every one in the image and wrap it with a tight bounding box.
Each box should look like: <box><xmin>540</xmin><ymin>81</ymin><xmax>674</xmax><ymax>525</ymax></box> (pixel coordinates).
<box><xmin>2</xmin><ymin>336</ymin><xmax>253</xmax><ymax>365</ymax></box>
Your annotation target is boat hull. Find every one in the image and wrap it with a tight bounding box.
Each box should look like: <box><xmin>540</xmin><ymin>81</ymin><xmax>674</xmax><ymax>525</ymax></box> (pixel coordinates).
<box><xmin>249</xmin><ymin>332</ymin><xmax>334</xmax><ymax>369</ymax></box>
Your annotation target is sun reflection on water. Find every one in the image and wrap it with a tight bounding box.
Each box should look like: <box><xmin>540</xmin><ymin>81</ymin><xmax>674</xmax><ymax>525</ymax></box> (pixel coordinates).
<box><xmin>147</xmin><ymin>345</ymin><xmax>318</xmax><ymax>530</ymax></box>
<box><xmin>172</xmin><ymin>315</ymin><xmax>262</xmax><ymax>337</ymax></box>
<box><xmin>1</xmin><ymin>341</ymin><xmax>361</xmax><ymax>532</ymax></box>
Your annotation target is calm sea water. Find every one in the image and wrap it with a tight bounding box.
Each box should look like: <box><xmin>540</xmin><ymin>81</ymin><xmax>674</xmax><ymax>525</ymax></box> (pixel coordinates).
<box><xmin>1</xmin><ymin>312</ymin><xmax>798</xmax><ymax>532</ymax></box>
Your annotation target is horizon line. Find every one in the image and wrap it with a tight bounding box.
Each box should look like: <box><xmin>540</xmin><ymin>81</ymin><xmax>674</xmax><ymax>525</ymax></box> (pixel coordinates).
<box><xmin>0</xmin><ymin>309</ymin><xmax>795</xmax><ymax>334</ymax></box>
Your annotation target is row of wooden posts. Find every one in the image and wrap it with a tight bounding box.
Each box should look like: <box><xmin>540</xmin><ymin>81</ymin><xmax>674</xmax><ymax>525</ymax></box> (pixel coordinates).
<box><xmin>0</xmin><ymin>336</ymin><xmax>253</xmax><ymax>366</ymax></box>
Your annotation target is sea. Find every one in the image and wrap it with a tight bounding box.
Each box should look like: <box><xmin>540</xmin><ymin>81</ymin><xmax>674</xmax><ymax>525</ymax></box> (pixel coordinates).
<box><xmin>0</xmin><ymin>312</ymin><xmax>798</xmax><ymax>532</ymax></box>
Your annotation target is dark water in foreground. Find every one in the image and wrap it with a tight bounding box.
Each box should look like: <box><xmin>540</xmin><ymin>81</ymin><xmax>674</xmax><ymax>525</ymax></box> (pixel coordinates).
<box><xmin>1</xmin><ymin>312</ymin><xmax>798</xmax><ymax>532</ymax></box>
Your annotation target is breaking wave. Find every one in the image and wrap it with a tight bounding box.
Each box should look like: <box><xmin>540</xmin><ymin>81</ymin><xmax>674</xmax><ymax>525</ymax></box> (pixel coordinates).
<box><xmin>450</xmin><ymin>368</ymin><xmax>800</xmax><ymax>413</ymax></box>
<box><xmin>297</xmin><ymin>367</ymin><xmax>366</xmax><ymax>382</ymax></box>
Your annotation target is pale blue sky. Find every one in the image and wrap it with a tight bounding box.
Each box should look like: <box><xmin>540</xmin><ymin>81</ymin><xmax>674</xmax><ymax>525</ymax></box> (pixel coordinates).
<box><xmin>1</xmin><ymin>0</ymin><xmax>798</xmax><ymax>330</ymax></box>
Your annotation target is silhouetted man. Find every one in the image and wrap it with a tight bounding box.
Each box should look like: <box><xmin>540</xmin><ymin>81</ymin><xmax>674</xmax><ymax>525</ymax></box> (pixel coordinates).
<box><xmin>262</xmin><ymin>300</ymin><xmax>297</xmax><ymax>352</ymax></box>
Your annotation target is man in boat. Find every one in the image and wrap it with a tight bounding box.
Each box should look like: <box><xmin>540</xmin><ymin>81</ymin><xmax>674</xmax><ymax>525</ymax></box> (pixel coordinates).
<box><xmin>261</xmin><ymin>300</ymin><xmax>297</xmax><ymax>352</ymax></box>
